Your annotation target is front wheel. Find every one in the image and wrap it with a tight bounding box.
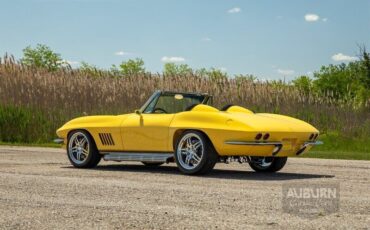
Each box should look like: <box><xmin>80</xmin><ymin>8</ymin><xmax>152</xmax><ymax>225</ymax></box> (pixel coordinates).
<box><xmin>67</xmin><ymin>130</ymin><xmax>101</xmax><ymax>168</ymax></box>
<box><xmin>248</xmin><ymin>157</ymin><xmax>287</xmax><ymax>172</ymax></box>
<box><xmin>175</xmin><ymin>131</ymin><xmax>218</xmax><ymax>175</ymax></box>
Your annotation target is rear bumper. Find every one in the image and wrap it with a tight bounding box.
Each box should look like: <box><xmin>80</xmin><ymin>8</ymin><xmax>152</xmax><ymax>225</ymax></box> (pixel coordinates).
<box><xmin>224</xmin><ymin>140</ymin><xmax>323</xmax><ymax>156</ymax></box>
<box><xmin>225</xmin><ymin>141</ymin><xmax>283</xmax><ymax>156</ymax></box>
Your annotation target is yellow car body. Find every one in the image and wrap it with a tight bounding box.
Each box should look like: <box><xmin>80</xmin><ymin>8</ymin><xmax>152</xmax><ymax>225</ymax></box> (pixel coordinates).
<box><xmin>56</xmin><ymin>91</ymin><xmax>320</xmax><ymax>158</ymax></box>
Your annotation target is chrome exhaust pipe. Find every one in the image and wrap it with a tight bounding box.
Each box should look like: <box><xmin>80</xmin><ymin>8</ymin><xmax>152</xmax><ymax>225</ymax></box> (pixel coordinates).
<box><xmin>296</xmin><ymin>146</ymin><xmax>307</xmax><ymax>155</ymax></box>
<box><xmin>272</xmin><ymin>144</ymin><xmax>282</xmax><ymax>156</ymax></box>
<box><xmin>296</xmin><ymin>141</ymin><xmax>323</xmax><ymax>155</ymax></box>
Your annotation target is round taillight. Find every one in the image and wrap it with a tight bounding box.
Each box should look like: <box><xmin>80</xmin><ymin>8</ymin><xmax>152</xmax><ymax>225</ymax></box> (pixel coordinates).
<box><xmin>309</xmin><ymin>133</ymin><xmax>314</xmax><ymax>140</ymax></box>
<box><xmin>255</xmin><ymin>133</ymin><xmax>262</xmax><ymax>140</ymax></box>
<box><xmin>263</xmin><ymin>133</ymin><xmax>270</xmax><ymax>140</ymax></box>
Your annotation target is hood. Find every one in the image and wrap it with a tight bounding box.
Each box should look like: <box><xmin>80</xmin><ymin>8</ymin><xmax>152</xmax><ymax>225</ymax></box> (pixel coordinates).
<box><xmin>62</xmin><ymin>115</ymin><xmax>120</xmax><ymax>126</ymax></box>
<box><xmin>56</xmin><ymin>114</ymin><xmax>131</xmax><ymax>138</ymax></box>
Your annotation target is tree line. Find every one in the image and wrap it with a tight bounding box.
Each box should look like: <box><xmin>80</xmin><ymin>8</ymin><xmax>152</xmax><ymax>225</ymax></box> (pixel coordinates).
<box><xmin>20</xmin><ymin>44</ymin><xmax>370</xmax><ymax>106</ymax></box>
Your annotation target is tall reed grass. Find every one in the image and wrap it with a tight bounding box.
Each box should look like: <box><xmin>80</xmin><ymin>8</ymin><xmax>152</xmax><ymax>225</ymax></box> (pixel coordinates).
<box><xmin>0</xmin><ymin>55</ymin><xmax>369</xmax><ymax>143</ymax></box>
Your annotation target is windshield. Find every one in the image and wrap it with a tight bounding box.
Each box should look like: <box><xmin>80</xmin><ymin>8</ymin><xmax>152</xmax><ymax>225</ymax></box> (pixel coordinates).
<box><xmin>142</xmin><ymin>92</ymin><xmax>207</xmax><ymax>114</ymax></box>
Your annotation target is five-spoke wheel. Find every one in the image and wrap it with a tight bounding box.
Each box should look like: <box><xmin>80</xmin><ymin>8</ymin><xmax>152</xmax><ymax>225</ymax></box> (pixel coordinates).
<box><xmin>67</xmin><ymin>130</ymin><xmax>101</xmax><ymax>168</ymax></box>
<box><xmin>177</xmin><ymin>133</ymin><xmax>204</xmax><ymax>170</ymax></box>
<box><xmin>175</xmin><ymin>131</ymin><xmax>218</xmax><ymax>175</ymax></box>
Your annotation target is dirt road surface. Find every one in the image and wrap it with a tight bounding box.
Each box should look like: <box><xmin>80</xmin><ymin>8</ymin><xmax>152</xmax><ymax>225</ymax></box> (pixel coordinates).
<box><xmin>0</xmin><ymin>146</ymin><xmax>369</xmax><ymax>229</ymax></box>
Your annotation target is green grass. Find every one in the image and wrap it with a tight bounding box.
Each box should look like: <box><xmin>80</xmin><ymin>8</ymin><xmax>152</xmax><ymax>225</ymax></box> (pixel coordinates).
<box><xmin>301</xmin><ymin>150</ymin><xmax>369</xmax><ymax>161</ymax></box>
<box><xmin>0</xmin><ymin>105</ymin><xmax>52</xmax><ymax>143</ymax></box>
<box><xmin>292</xmin><ymin>132</ymin><xmax>370</xmax><ymax>160</ymax></box>
<box><xmin>0</xmin><ymin>141</ymin><xmax>60</xmax><ymax>148</ymax></box>
<box><xmin>313</xmin><ymin>133</ymin><xmax>370</xmax><ymax>153</ymax></box>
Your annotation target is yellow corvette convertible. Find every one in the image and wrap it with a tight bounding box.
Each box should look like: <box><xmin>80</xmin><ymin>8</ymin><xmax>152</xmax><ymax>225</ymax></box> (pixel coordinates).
<box><xmin>55</xmin><ymin>90</ymin><xmax>321</xmax><ymax>175</ymax></box>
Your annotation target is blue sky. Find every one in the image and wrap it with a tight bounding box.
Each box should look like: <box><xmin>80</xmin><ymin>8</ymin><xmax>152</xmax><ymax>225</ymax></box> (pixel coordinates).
<box><xmin>1</xmin><ymin>0</ymin><xmax>369</xmax><ymax>80</ymax></box>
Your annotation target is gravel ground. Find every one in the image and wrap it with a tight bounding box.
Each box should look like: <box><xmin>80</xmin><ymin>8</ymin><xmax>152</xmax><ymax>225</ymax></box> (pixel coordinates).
<box><xmin>0</xmin><ymin>146</ymin><xmax>369</xmax><ymax>230</ymax></box>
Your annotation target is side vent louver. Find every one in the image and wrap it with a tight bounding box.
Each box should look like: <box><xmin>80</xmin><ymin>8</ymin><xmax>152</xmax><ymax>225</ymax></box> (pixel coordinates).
<box><xmin>99</xmin><ymin>133</ymin><xmax>115</xmax><ymax>146</ymax></box>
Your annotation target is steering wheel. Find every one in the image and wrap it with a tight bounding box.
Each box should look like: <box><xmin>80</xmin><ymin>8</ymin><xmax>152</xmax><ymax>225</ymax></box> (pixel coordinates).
<box><xmin>153</xmin><ymin>107</ymin><xmax>168</xmax><ymax>114</ymax></box>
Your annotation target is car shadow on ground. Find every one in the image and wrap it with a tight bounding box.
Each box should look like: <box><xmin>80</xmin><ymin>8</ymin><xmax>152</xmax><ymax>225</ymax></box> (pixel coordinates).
<box><xmin>72</xmin><ymin>164</ymin><xmax>335</xmax><ymax>181</ymax></box>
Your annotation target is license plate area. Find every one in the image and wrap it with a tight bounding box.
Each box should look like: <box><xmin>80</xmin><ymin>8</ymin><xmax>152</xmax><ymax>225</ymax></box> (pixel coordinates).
<box><xmin>282</xmin><ymin>138</ymin><xmax>297</xmax><ymax>151</ymax></box>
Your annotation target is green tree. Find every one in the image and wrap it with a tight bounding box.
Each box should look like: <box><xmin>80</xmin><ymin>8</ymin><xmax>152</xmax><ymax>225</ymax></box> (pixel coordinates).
<box><xmin>192</xmin><ymin>67</ymin><xmax>228</xmax><ymax>80</ymax></box>
<box><xmin>207</xmin><ymin>68</ymin><xmax>228</xmax><ymax>81</ymax></box>
<box><xmin>292</xmin><ymin>75</ymin><xmax>313</xmax><ymax>95</ymax></box>
<box><xmin>356</xmin><ymin>48</ymin><xmax>370</xmax><ymax>104</ymax></box>
<box><xmin>269</xmin><ymin>79</ymin><xmax>288</xmax><ymax>90</ymax></box>
<box><xmin>118</xmin><ymin>58</ymin><xmax>145</xmax><ymax>76</ymax></box>
<box><xmin>80</xmin><ymin>61</ymin><xmax>104</xmax><ymax>77</ymax></box>
<box><xmin>313</xmin><ymin>63</ymin><xmax>360</xmax><ymax>100</ymax></box>
<box><xmin>359</xmin><ymin>47</ymin><xmax>370</xmax><ymax>89</ymax></box>
<box><xmin>163</xmin><ymin>63</ymin><xmax>192</xmax><ymax>75</ymax></box>
<box><xmin>21</xmin><ymin>44</ymin><xmax>64</xmax><ymax>71</ymax></box>
<box><xmin>234</xmin><ymin>74</ymin><xmax>257</xmax><ymax>82</ymax></box>
<box><xmin>311</xmin><ymin>47</ymin><xmax>370</xmax><ymax>104</ymax></box>
<box><xmin>194</xmin><ymin>68</ymin><xmax>208</xmax><ymax>77</ymax></box>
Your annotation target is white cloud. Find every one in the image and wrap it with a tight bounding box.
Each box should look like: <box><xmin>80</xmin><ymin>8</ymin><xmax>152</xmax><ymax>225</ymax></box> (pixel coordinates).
<box><xmin>201</xmin><ymin>37</ymin><xmax>212</xmax><ymax>42</ymax></box>
<box><xmin>304</xmin><ymin>14</ymin><xmax>320</xmax><ymax>22</ymax></box>
<box><xmin>277</xmin><ymin>69</ymin><xmax>295</xmax><ymax>75</ymax></box>
<box><xmin>115</xmin><ymin>51</ymin><xmax>131</xmax><ymax>56</ymax></box>
<box><xmin>331</xmin><ymin>53</ymin><xmax>358</xmax><ymax>62</ymax></box>
<box><xmin>161</xmin><ymin>56</ymin><xmax>186</xmax><ymax>63</ymax></box>
<box><xmin>322</xmin><ymin>18</ymin><xmax>328</xmax><ymax>22</ymax></box>
<box><xmin>228</xmin><ymin>7</ymin><xmax>241</xmax><ymax>14</ymax></box>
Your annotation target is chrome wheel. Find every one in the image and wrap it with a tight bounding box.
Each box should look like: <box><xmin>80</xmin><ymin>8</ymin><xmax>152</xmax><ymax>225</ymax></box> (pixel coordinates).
<box><xmin>176</xmin><ymin>133</ymin><xmax>204</xmax><ymax>170</ymax></box>
<box><xmin>68</xmin><ymin>132</ymin><xmax>90</xmax><ymax>165</ymax></box>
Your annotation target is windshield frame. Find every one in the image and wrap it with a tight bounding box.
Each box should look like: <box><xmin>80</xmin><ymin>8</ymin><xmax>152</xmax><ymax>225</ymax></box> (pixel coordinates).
<box><xmin>139</xmin><ymin>91</ymin><xmax>211</xmax><ymax>114</ymax></box>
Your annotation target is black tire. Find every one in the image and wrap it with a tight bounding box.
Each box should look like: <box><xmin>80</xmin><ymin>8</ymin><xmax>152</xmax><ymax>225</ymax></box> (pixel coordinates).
<box><xmin>174</xmin><ymin>130</ymin><xmax>218</xmax><ymax>175</ymax></box>
<box><xmin>67</xmin><ymin>130</ymin><xmax>101</xmax><ymax>168</ymax></box>
<box><xmin>141</xmin><ymin>162</ymin><xmax>164</xmax><ymax>167</ymax></box>
<box><xmin>248</xmin><ymin>157</ymin><xmax>287</xmax><ymax>172</ymax></box>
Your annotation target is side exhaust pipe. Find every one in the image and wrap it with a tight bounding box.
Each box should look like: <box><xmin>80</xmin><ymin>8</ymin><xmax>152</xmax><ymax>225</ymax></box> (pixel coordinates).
<box><xmin>296</xmin><ymin>141</ymin><xmax>323</xmax><ymax>155</ymax></box>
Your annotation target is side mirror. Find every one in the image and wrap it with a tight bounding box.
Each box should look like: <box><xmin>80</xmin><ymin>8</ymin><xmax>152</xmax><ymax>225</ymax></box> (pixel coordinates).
<box><xmin>135</xmin><ymin>110</ymin><xmax>142</xmax><ymax>115</ymax></box>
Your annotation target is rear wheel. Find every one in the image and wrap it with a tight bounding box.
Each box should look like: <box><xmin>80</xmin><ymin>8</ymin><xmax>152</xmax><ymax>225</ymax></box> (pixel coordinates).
<box><xmin>141</xmin><ymin>162</ymin><xmax>164</xmax><ymax>167</ymax></box>
<box><xmin>175</xmin><ymin>131</ymin><xmax>218</xmax><ymax>175</ymax></box>
<box><xmin>67</xmin><ymin>130</ymin><xmax>101</xmax><ymax>168</ymax></box>
<box><xmin>248</xmin><ymin>157</ymin><xmax>287</xmax><ymax>172</ymax></box>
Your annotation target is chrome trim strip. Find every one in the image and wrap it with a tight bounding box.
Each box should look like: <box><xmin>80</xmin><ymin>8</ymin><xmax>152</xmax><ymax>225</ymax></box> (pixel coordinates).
<box><xmin>53</xmin><ymin>138</ymin><xmax>64</xmax><ymax>144</ymax></box>
<box><xmin>225</xmin><ymin>141</ymin><xmax>283</xmax><ymax>156</ymax></box>
<box><xmin>225</xmin><ymin>141</ymin><xmax>282</xmax><ymax>146</ymax></box>
<box><xmin>102</xmin><ymin>152</ymin><xmax>173</xmax><ymax>162</ymax></box>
